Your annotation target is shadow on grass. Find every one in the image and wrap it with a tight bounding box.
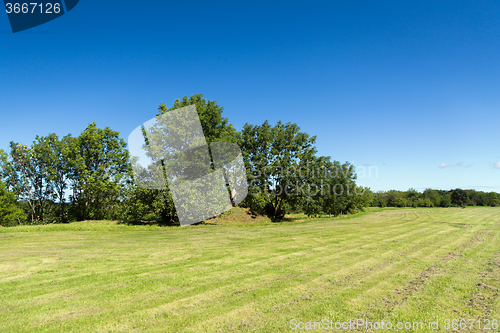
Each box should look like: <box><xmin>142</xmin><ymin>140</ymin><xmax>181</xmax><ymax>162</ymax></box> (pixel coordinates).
<box><xmin>270</xmin><ymin>215</ymin><xmax>306</xmax><ymax>223</ymax></box>
<box><xmin>116</xmin><ymin>219</ymin><xmax>180</xmax><ymax>227</ymax></box>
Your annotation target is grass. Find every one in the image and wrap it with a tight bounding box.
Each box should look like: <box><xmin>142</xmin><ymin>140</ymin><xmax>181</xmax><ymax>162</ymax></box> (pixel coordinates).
<box><xmin>0</xmin><ymin>207</ymin><xmax>499</xmax><ymax>332</ymax></box>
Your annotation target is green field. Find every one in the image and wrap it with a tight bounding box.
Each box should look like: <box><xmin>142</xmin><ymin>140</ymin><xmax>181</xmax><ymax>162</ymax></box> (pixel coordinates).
<box><xmin>1</xmin><ymin>207</ymin><xmax>499</xmax><ymax>332</ymax></box>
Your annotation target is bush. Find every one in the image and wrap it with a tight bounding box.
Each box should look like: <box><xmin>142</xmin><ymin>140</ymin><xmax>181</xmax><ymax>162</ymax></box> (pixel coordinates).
<box><xmin>393</xmin><ymin>197</ymin><xmax>409</xmax><ymax>207</ymax></box>
<box><xmin>0</xmin><ymin>182</ymin><xmax>26</xmax><ymax>226</ymax></box>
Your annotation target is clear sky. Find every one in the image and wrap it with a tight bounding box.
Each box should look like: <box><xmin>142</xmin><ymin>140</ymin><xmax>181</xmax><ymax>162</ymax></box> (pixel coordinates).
<box><xmin>1</xmin><ymin>0</ymin><xmax>499</xmax><ymax>193</ymax></box>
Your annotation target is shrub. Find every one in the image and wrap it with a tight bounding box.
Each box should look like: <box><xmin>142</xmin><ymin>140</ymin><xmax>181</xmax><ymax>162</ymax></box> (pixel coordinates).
<box><xmin>0</xmin><ymin>182</ymin><xmax>26</xmax><ymax>226</ymax></box>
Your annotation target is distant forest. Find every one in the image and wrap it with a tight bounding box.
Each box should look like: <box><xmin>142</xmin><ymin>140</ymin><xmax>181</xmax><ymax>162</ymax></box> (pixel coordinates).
<box><xmin>372</xmin><ymin>188</ymin><xmax>500</xmax><ymax>209</ymax></box>
<box><xmin>1</xmin><ymin>94</ymin><xmax>499</xmax><ymax>226</ymax></box>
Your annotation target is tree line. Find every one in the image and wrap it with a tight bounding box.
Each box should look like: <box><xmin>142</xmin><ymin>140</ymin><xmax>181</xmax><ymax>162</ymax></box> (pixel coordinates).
<box><xmin>1</xmin><ymin>94</ymin><xmax>497</xmax><ymax>226</ymax></box>
<box><xmin>371</xmin><ymin>188</ymin><xmax>500</xmax><ymax>208</ymax></box>
<box><xmin>0</xmin><ymin>123</ymin><xmax>129</xmax><ymax>225</ymax></box>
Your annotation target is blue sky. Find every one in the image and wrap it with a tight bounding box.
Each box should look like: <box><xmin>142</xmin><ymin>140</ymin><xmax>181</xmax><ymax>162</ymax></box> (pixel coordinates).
<box><xmin>1</xmin><ymin>0</ymin><xmax>499</xmax><ymax>193</ymax></box>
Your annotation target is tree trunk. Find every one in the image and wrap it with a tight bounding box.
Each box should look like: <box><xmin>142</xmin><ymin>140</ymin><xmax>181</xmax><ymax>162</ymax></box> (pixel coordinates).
<box><xmin>60</xmin><ymin>192</ymin><xmax>67</xmax><ymax>223</ymax></box>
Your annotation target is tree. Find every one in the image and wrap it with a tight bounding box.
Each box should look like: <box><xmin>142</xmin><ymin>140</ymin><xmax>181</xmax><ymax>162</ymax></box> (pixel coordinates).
<box><xmin>383</xmin><ymin>190</ymin><xmax>407</xmax><ymax>207</ymax></box>
<box><xmin>373</xmin><ymin>191</ymin><xmax>388</xmax><ymax>207</ymax></box>
<box><xmin>35</xmin><ymin>134</ymin><xmax>73</xmax><ymax>222</ymax></box>
<box><xmin>423</xmin><ymin>189</ymin><xmax>441</xmax><ymax>207</ymax></box>
<box><xmin>240</xmin><ymin>120</ymin><xmax>317</xmax><ymax>219</ymax></box>
<box><xmin>406</xmin><ymin>188</ymin><xmax>421</xmax><ymax>207</ymax></box>
<box><xmin>440</xmin><ymin>192</ymin><xmax>452</xmax><ymax>207</ymax></box>
<box><xmin>451</xmin><ymin>188</ymin><xmax>469</xmax><ymax>207</ymax></box>
<box><xmin>70</xmin><ymin>123</ymin><xmax>130</xmax><ymax>220</ymax></box>
<box><xmin>0</xmin><ymin>181</ymin><xmax>26</xmax><ymax>226</ymax></box>
<box><xmin>0</xmin><ymin>149</ymin><xmax>7</xmax><ymax>179</ymax></box>
<box><xmin>6</xmin><ymin>142</ymin><xmax>47</xmax><ymax>223</ymax></box>
<box><xmin>485</xmin><ymin>192</ymin><xmax>500</xmax><ymax>207</ymax></box>
<box><xmin>301</xmin><ymin>156</ymin><xmax>330</xmax><ymax>217</ymax></box>
<box><xmin>157</xmin><ymin>93</ymin><xmax>239</xmax><ymax>144</ymax></box>
<box><xmin>357</xmin><ymin>186</ymin><xmax>374</xmax><ymax>208</ymax></box>
<box><xmin>321</xmin><ymin>160</ymin><xmax>360</xmax><ymax>217</ymax></box>
<box><xmin>125</xmin><ymin>94</ymin><xmax>239</xmax><ymax>224</ymax></box>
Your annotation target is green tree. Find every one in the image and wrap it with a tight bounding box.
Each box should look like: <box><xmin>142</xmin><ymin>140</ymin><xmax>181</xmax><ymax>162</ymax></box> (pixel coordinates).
<box><xmin>321</xmin><ymin>160</ymin><xmax>360</xmax><ymax>217</ymax></box>
<box><xmin>384</xmin><ymin>190</ymin><xmax>407</xmax><ymax>207</ymax></box>
<box><xmin>125</xmin><ymin>94</ymin><xmax>239</xmax><ymax>224</ymax></box>
<box><xmin>406</xmin><ymin>188</ymin><xmax>421</xmax><ymax>207</ymax></box>
<box><xmin>157</xmin><ymin>93</ymin><xmax>239</xmax><ymax>144</ymax></box>
<box><xmin>6</xmin><ymin>142</ymin><xmax>48</xmax><ymax>223</ymax></box>
<box><xmin>0</xmin><ymin>149</ymin><xmax>11</xmax><ymax>190</ymax></box>
<box><xmin>240</xmin><ymin>120</ymin><xmax>317</xmax><ymax>219</ymax></box>
<box><xmin>451</xmin><ymin>188</ymin><xmax>469</xmax><ymax>207</ymax></box>
<box><xmin>373</xmin><ymin>191</ymin><xmax>387</xmax><ymax>207</ymax></box>
<box><xmin>440</xmin><ymin>192</ymin><xmax>452</xmax><ymax>207</ymax></box>
<box><xmin>357</xmin><ymin>186</ymin><xmax>374</xmax><ymax>208</ymax></box>
<box><xmin>300</xmin><ymin>157</ymin><xmax>331</xmax><ymax>217</ymax></box>
<box><xmin>423</xmin><ymin>189</ymin><xmax>441</xmax><ymax>207</ymax></box>
<box><xmin>3</xmin><ymin>140</ymin><xmax>72</xmax><ymax>223</ymax></box>
<box><xmin>70</xmin><ymin>123</ymin><xmax>130</xmax><ymax>220</ymax></box>
<box><xmin>392</xmin><ymin>197</ymin><xmax>409</xmax><ymax>207</ymax></box>
<box><xmin>0</xmin><ymin>181</ymin><xmax>26</xmax><ymax>226</ymax></box>
<box><xmin>35</xmin><ymin>134</ymin><xmax>73</xmax><ymax>222</ymax></box>
<box><xmin>485</xmin><ymin>192</ymin><xmax>500</xmax><ymax>207</ymax></box>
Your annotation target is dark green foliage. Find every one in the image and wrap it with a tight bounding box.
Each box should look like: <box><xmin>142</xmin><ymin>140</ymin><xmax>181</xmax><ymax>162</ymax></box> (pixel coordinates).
<box><xmin>118</xmin><ymin>187</ymin><xmax>178</xmax><ymax>225</ymax></box>
<box><xmin>485</xmin><ymin>192</ymin><xmax>500</xmax><ymax>207</ymax></box>
<box><xmin>320</xmin><ymin>160</ymin><xmax>363</xmax><ymax>217</ymax></box>
<box><xmin>451</xmin><ymin>189</ymin><xmax>469</xmax><ymax>207</ymax></box>
<box><xmin>239</xmin><ymin>121</ymin><xmax>370</xmax><ymax>219</ymax></box>
<box><xmin>0</xmin><ymin>181</ymin><xmax>26</xmax><ymax>226</ymax></box>
<box><xmin>70</xmin><ymin>122</ymin><xmax>130</xmax><ymax>220</ymax></box>
<box><xmin>371</xmin><ymin>188</ymin><xmax>498</xmax><ymax>208</ymax></box>
<box><xmin>122</xmin><ymin>94</ymin><xmax>239</xmax><ymax>225</ymax></box>
<box><xmin>239</xmin><ymin>120</ymin><xmax>319</xmax><ymax>219</ymax></box>
<box><xmin>423</xmin><ymin>189</ymin><xmax>442</xmax><ymax>207</ymax></box>
<box><xmin>1</xmin><ymin>124</ymin><xmax>130</xmax><ymax>224</ymax></box>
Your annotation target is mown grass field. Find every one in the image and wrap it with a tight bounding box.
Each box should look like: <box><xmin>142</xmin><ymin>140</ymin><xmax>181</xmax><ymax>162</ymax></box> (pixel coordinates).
<box><xmin>1</xmin><ymin>207</ymin><xmax>499</xmax><ymax>332</ymax></box>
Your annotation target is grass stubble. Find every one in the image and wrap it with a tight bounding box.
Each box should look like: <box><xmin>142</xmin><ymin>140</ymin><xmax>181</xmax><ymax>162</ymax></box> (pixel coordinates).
<box><xmin>0</xmin><ymin>207</ymin><xmax>499</xmax><ymax>332</ymax></box>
